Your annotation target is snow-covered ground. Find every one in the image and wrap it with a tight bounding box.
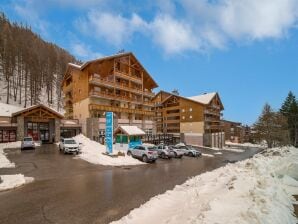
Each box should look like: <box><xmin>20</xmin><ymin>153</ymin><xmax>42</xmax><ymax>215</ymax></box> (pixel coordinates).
<box><xmin>0</xmin><ymin>141</ymin><xmax>21</xmax><ymax>168</ymax></box>
<box><xmin>0</xmin><ymin>174</ymin><xmax>34</xmax><ymax>192</ymax></box>
<box><xmin>111</xmin><ymin>147</ymin><xmax>298</xmax><ymax>224</ymax></box>
<box><xmin>202</xmin><ymin>153</ymin><xmax>214</xmax><ymax>158</ymax></box>
<box><xmin>73</xmin><ymin>134</ymin><xmax>145</xmax><ymax>166</ymax></box>
<box><xmin>0</xmin><ymin>142</ymin><xmax>34</xmax><ymax>191</ymax></box>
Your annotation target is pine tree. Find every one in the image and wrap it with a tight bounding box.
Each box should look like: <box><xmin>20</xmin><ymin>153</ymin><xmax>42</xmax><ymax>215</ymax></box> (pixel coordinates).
<box><xmin>280</xmin><ymin>91</ymin><xmax>298</xmax><ymax>146</ymax></box>
<box><xmin>254</xmin><ymin>103</ymin><xmax>289</xmax><ymax>148</ymax></box>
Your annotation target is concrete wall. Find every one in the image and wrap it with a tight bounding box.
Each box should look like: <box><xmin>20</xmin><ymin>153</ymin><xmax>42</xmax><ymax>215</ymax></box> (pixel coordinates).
<box><xmin>73</xmin><ymin>98</ymin><xmax>90</xmax><ymax>135</ymax></box>
<box><xmin>181</xmin><ymin>133</ymin><xmax>204</xmax><ymax>146</ymax></box>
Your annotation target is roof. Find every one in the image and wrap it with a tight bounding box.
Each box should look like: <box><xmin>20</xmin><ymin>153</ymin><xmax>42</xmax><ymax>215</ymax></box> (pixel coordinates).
<box><xmin>114</xmin><ymin>126</ymin><xmax>146</xmax><ymax>136</ymax></box>
<box><xmin>12</xmin><ymin>104</ymin><xmax>64</xmax><ymax>118</ymax></box>
<box><xmin>0</xmin><ymin>103</ymin><xmax>23</xmax><ymax>117</ymax></box>
<box><xmin>65</xmin><ymin>52</ymin><xmax>158</xmax><ymax>88</ymax></box>
<box><xmin>156</xmin><ymin>90</ymin><xmax>224</xmax><ymax>110</ymax></box>
<box><xmin>187</xmin><ymin>92</ymin><xmax>217</xmax><ymax>104</ymax></box>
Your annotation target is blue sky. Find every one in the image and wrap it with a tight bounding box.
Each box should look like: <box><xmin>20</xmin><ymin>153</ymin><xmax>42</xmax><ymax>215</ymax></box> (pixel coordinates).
<box><xmin>1</xmin><ymin>0</ymin><xmax>298</xmax><ymax>125</ymax></box>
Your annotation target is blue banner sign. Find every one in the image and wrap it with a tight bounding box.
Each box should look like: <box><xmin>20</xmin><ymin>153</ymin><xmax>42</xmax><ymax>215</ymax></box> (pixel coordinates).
<box><xmin>105</xmin><ymin>112</ymin><xmax>113</xmax><ymax>154</ymax></box>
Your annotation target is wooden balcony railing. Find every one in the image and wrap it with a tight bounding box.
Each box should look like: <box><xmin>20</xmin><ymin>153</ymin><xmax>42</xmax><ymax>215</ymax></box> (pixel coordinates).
<box><xmin>89</xmin><ymin>75</ymin><xmax>145</xmax><ymax>96</ymax></box>
<box><xmin>89</xmin><ymin>104</ymin><xmax>155</xmax><ymax>116</ymax></box>
<box><xmin>114</xmin><ymin>70</ymin><xmax>142</xmax><ymax>84</ymax></box>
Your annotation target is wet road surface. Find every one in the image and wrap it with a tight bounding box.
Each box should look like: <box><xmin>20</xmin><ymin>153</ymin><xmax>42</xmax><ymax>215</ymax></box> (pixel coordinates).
<box><xmin>0</xmin><ymin>144</ymin><xmax>262</xmax><ymax>224</ymax></box>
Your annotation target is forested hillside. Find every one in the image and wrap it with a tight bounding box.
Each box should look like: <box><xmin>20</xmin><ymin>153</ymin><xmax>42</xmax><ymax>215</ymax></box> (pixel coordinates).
<box><xmin>0</xmin><ymin>13</ymin><xmax>77</xmax><ymax>111</ymax></box>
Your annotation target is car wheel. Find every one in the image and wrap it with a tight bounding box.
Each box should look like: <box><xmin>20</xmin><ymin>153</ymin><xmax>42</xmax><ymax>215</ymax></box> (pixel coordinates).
<box><xmin>161</xmin><ymin>152</ymin><xmax>166</xmax><ymax>159</ymax></box>
<box><xmin>188</xmin><ymin>152</ymin><xmax>193</xmax><ymax>157</ymax></box>
<box><xmin>142</xmin><ymin>155</ymin><xmax>148</xmax><ymax>163</ymax></box>
<box><xmin>174</xmin><ymin>152</ymin><xmax>177</xmax><ymax>158</ymax></box>
<box><xmin>76</xmin><ymin>151</ymin><xmax>79</xmax><ymax>155</ymax></box>
<box><xmin>127</xmin><ymin>151</ymin><xmax>132</xmax><ymax>156</ymax></box>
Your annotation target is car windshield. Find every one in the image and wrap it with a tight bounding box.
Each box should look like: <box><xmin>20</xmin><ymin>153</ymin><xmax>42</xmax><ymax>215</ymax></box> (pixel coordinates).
<box><xmin>148</xmin><ymin>146</ymin><xmax>158</xmax><ymax>151</ymax></box>
<box><xmin>24</xmin><ymin>137</ymin><xmax>33</xmax><ymax>141</ymax></box>
<box><xmin>64</xmin><ymin>139</ymin><xmax>76</xmax><ymax>144</ymax></box>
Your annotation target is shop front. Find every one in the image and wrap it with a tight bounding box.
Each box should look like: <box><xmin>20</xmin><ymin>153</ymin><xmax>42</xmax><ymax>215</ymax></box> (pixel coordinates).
<box><xmin>12</xmin><ymin>105</ymin><xmax>64</xmax><ymax>143</ymax></box>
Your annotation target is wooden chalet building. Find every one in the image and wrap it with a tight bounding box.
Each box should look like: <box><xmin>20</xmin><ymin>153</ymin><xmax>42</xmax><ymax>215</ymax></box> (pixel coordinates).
<box><xmin>62</xmin><ymin>52</ymin><xmax>158</xmax><ymax>141</ymax></box>
<box><xmin>0</xmin><ymin>103</ymin><xmax>81</xmax><ymax>143</ymax></box>
<box><xmin>221</xmin><ymin>120</ymin><xmax>244</xmax><ymax>143</ymax></box>
<box><xmin>152</xmin><ymin>91</ymin><xmax>225</xmax><ymax>148</ymax></box>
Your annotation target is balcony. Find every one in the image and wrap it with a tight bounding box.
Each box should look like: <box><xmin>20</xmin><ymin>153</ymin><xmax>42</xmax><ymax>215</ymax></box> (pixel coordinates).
<box><xmin>89</xmin><ymin>76</ymin><xmax>115</xmax><ymax>89</ymax></box>
<box><xmin>204</xmin><ymin>109</ymin><xmax>221</xmax><ymax>117</ymax></box>
<box><xmin>114</xmin><ymin>70</ymin><xmax>142</xmax><ymax>84</ymax></box>
<box><xmin>63</xmin><ymin>84</ymin><xmax>72</xmax><ymax>93</ymax></box>
<box><xmin>143</xmin><ymin>90</ymin><xmax>155</xmax><ymax>98</ymax></box>
<box><xmin>89</xmin><ymin>104</ymin><xmax>155</xmax><ymax>116</ymax></box>
<box><xmin>89</xmin><ymin>75</ymin><xmax>144</xmax><ymax>96</ymax></box>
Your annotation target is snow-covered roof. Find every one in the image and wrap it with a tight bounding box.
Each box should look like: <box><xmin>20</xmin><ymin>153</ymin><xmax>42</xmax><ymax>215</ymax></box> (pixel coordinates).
<box><xmin>68</xmin><ymin>63</ymin><xmax>82</xmax><ymax>69</ymax></box>
<box><xmin>0</xmin><ymin>103</ymin><xmax>23</xmax><ymax>117</ymax></box>
<box><xmin>115</xmin><ymin>126</ymin><xmax>146</xmax><ymax>136</ymax></box>
<box><xmin>187</xmin><ymin>92</ymin><xmax>217</xmax><ymax>105</ymax></box>
<box><xmin>12</xmin><ymin>104</ymin><xmax>64</xmax><ymax>118</ymax></box>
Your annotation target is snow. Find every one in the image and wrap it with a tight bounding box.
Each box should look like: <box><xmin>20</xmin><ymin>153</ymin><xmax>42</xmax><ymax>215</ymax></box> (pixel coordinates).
<box><xmin>225</xmin><ymin>141</ymin><xmax>266</xmax><ymax>148</ymax></box>
<box><xmin>187</xmin><ymin>92</ymin><xmax>217</xmax><ymax>105</ymax></box>
<box><xmin>202</xmin><ymin>153</ymin><xmax>215</xmax><ymax>157</ymax></box>
<box><xmin>111</xmin><ymin>146</ymin><xmax>298</xmax><ymax>224</ymax></box>
<box><xmin>214</xmin><ymin>152</ymin><xmax>222</xmax><ymax>155</ymax></box>
<box><xmin>115</xmin><ymin>126</ymin><xmax>146</xmax><ymax>136</ymax></box>
<box><xmin>0</xmin><ymin>174</ymin><xmax>34</xmax><ymax>191</ymax></box>
<box><xmin>68</xmin><ymin>63</ymin><xmax>82</xmax><ymax>69</ymax></box>
<box><xmin>73</xmin><ymin>134</ymin><xmax>145</xmax><ymax>166</ymax></box>
<box><xmin>0</xmin><ymin>141</ymin><xmax>21</xmax><ymax>168</ymax></box>
<box><xmin>0</xmin><ymin>102</ymin><xmax>22</xmax><ymax>116</ymax></box>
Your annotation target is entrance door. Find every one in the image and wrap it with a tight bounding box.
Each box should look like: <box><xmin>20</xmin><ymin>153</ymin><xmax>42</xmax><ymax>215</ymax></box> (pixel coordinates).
<box><xmin>40</xmin><ymin>130</ymin><xmax>49</xmax><ymax>143</ymax></box>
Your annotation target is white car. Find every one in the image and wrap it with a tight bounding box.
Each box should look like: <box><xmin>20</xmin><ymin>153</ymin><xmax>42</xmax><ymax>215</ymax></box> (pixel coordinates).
<box><xmin>127</xmin><ymin>144</ymin><xmax>158</xmax><ymax>163</ymax></box>
<box><xmin>21</xmin><ymin>137</ymin><xmax>35</xmax><ymax>150</ymax></box>
<box><xmin>59</xmin><ymin>138</ymin><xmax>80</xmax><ymax>154</ymax></box>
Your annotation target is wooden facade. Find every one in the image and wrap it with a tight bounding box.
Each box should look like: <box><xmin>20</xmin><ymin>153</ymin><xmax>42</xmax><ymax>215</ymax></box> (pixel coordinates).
<box><xmin>222</xmin><ymin>120</ymin><xmax>244</xmax><ymax>143</ymax></box>
<box><xmin>62</xmin><ymin>52</ymin><xmax>158</xmax><ymax>136</ymax></box>
<box><xmin>153</xmin><ymin>91</ymin><xmax>224</xmax><ymax>135</ymax></box>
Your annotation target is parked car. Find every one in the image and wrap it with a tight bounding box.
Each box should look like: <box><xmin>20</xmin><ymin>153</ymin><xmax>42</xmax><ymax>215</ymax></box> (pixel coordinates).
<box><xmin>59</xmin><ymin>138</ymin><xmax>80</xmax><ymax>154</ymax></box>
<box><xmin>175</xmin><ymin>143</ymin><xmax>202</xmax><ymax>157</ymax></box>
<box><xmin>21</xmin><ymin>137</ymin><xmax>35</xmax><ymax>150</ymax></box>
<box><xmin>167</xmin><ymin>145</ymin><xmax>185</xmax><ymax>158</ymax></box>
<box><xmin>156</xmin><ymin>144</ymin><xmax>175</xmax><ymax>159</ymax></box>
<box><xmin>127</xmin><ymin>144</ymin><xmax>158</xmax><ymax>163</ymax></box>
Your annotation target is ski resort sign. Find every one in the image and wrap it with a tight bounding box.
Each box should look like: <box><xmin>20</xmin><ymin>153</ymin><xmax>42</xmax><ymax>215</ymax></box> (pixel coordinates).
<box><xmin>105</xmin><ymin>112</ymin><xmax>113</xmax><ymax>154</ymax></box>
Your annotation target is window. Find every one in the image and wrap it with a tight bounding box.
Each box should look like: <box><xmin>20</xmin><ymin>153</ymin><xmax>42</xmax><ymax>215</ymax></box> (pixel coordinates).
<box><xmin>189</xmin><ymin>108</ymin><xmax>192</xmax><ymax>112</ymax></box>
<box><xmin>182</xmin><ymin>116</ymin><xmax>185</xmax><ymax>120</ymax></box>
<box><xmin>189</xmin><ymin>115</ymin><xmax>192</xmax><ymax>119</ymax></box>
<box><xmin>182</xmin><ymin>109</ymin><xmax>185</xmax><ymax>112</ymax></box>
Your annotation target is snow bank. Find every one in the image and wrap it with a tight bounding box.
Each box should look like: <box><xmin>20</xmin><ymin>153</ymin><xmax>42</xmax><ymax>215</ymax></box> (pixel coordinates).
<box><xmin>112</xmin><ymin>147</ymin><xmax>298</xmax><ymax>224</ymax></box>
<box><xmin>0</xmin><ymin>174</ymin><xmax>34</xmax><ymax>191</ymax></box>
<box><xmin>73</xmin><ymin>134</ymin><xmax>144</xmax><ymax>166</ymax></box>
<box><xmin>0</xmin><ymin>141</ymin><xmax>21</xmax><ymax>168</ymax></box>
<box><xmin>202</xmin><ymin>153</ymin><xmax>214</xmax><ymax>158</ymax></box>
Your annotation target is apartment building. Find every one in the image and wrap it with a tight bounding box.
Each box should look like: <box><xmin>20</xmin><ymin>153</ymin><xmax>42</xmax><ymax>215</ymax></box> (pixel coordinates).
<box><xmin>152</xmin><ymin>91</ymin><xmax>225</xmax><ymax>147</ymax></box>
<box><xmin>62</xmin><ymin>52</ymin><xmax>158</xmax><ymax>140</ymax></box>
<box><xmin>222</xmin><ymin>120</ymin><xmax>243</xmax><ymax>143</ymax></box>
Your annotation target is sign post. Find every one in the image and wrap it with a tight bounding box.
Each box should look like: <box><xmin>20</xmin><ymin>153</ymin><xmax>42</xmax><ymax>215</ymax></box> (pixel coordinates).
<box><xmin>105</xmin><ymin>112</ymin><xmax>113</xmax><ymax>154</ymax></box>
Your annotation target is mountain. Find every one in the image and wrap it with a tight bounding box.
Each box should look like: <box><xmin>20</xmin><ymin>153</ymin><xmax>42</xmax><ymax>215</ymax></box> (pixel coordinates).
<box><xmin>0</xmin><ymin>12</ymin><xmax>77</xmax><ymax>112</ymax></box>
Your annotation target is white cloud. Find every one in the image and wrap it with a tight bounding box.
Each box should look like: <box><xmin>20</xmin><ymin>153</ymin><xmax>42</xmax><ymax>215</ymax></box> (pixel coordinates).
<box><xmin>218</xmin><ymin>0</ymin><xmax>298</xmax><ymax>40</ymax></box>
<box><xmin>149</xmin><ymin>15</ymin><xmax>199</xmax><ymax>54</ymax></box>
<box><xmin>77</xmin><ymin>11</ymin><xmax>147</xmax><ymax>46</ymax></box>
<box><xmin>182</xmin><ymin>0</ymin><xmax>298</xmax><ymax>42</ymax></box>
<box><xmin>71</xmin><ymin>42</ymin><xmax>102</xmax><ymax>60</ymax></box>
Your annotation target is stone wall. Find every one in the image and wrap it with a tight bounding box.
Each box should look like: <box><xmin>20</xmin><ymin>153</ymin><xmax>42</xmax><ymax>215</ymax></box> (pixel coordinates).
<box><xmin>54</xmin><ymin>118</ymin><xmax>61</xmax><ymax>142</ymax></box>
<box><xmin>17</xmin><ymin>116</ymin><xmax>24</xmax><ymax>141</ymax></box>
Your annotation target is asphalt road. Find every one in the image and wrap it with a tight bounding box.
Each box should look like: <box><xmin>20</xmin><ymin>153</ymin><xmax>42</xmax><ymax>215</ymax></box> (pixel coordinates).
<box><xmin>0</xmin><ymin>144</ymin><xmax>262</xmax><ymax>224</ymax></box>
